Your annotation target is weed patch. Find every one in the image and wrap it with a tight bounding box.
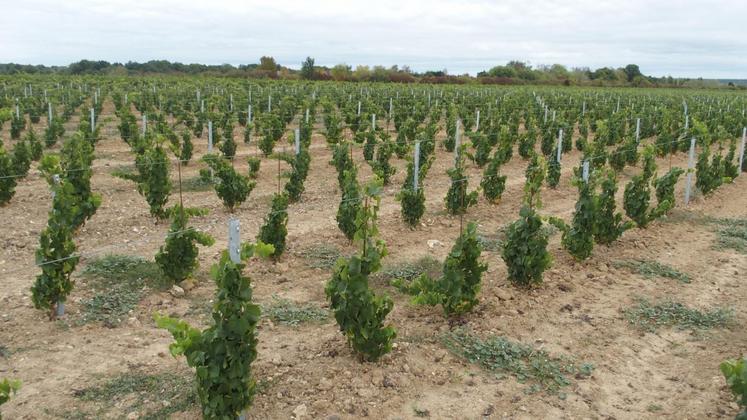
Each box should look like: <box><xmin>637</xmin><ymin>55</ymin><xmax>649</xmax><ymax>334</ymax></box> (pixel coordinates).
<box><xmin>442</xmin><ymin>329</ymin><xmax>593</xmax><ymax>396</ymax></box>
<box><xmin>613</xmin><ymin>259</ymin><xmax>691</xmax><ymax>283</ymax></box>
<box><xmin>624</xmin><ymin>297</ymin><xmax>733</xmax><ymax>332</ymax></box>
<box><xmin>262</xmin><ymin>297</ymin><xmax>328</xmax><ymax>326</ymax></box>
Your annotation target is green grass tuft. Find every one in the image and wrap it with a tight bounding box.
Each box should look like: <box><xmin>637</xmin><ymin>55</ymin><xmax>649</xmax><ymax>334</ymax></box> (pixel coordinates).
<box><xmin>613</xmin><ymin>259</ymin><xmax>691</xmax><ymax>283</ymax></box>
<box><xmin>376</xmin><ymin>256</ymin><xmax>442</xmax><ymax>284</ymax></box>
<box><xmin>296</xmin><ymin>244</ymin><xmax>343</xmax><ymax>270</ymax></box>
<box><xmin>262</xmin><ymin>297</ymin><xmax>329</xmax><ymax>326</ymax></box>
<box><xmin>624</xmin><ymin>297</ymin><xmax>733</xmax><ymax>332</ymax></box>
<box><xmin>78</xmin><ymin>255</ymin><xmax>165</xmax><ymax>327</ymax></box>
<box><xmin>179</xmin><ymin>175</ymin><xmax>215</xmax><ymax>192</ymax></box>
<box><xmin>442</xmin><ymin>329</ymin><xmax>593</xmax><ymax>396</ymax></box>
<box><xmin>73</xmin><ymin>370</ymin><xmax>197</xmax><ymax>420</ymax></box>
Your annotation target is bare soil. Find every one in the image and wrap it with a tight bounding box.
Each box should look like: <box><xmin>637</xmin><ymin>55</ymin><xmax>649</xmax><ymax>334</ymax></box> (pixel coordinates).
<box><xmin>1</xmin><ymin>100</ymin><xmax>745</xmax><ymax>419</ymax></box>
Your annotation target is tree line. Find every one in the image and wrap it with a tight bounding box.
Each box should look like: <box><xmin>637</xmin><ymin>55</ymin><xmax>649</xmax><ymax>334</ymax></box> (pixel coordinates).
<box><xmin>0</xmin><ymin>57</ymin><xmax>740</xmax><ymax>89</ymax></box>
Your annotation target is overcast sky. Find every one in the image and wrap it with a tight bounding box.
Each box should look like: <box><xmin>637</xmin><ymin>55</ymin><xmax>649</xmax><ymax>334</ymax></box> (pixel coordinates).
<box><xmin>1</xmin><ymin>0</ymin><xmax>745</xmax><ymax>79</ymax></box>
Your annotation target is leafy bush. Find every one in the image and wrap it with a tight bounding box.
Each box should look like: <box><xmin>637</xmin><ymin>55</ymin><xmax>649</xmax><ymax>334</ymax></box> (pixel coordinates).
<box><xmin>546</xmin><ymin>150</ymin><xmax>561</xmax><ymax>188</ymax></box>
<box><xmin>59</xmin><ymin>133</ymin><xmax>101</xmax><ymax>228</ymax></box>
<box><xmin>155</xmin><ymin>206</ymin><xmax>215</xmax><ymax>284</ymax></box>
<box><xmin>330</xmin><ymin>142</ymin><xmax>353</xmax><ymax>188</ymax></box>
<box><xmin>0</xmin><ymin>378</ymin><xmax>21</xmax><ymax>412</ymax></box>
<box><xmin>595</xmin><ymin>171</ymin><xmax>632</xmax><ymax>245</ymax></box>
<box><xmin>363</xmin><ymin>130</ymin><xmax>377</xmax><ymax>161</ymax></box>
<box><xmin>560</xmin><ymin>177</ymin><xmax>597</xmax><ymax>261</ymax></box>
<box><xmin>283</xmin><ymin>148</ymin><xmax>310</xmax><ymax>202</ymax></box>
<box><xmin>219</xmin><ymin>125</ymin><xmax>237</xmax><ymax>158</ymax></box>
<box><xmin>372</xmin><ymin>141</ymin><xmax>396</xmax><ymax>185</ymax></box>
<box><xmin>26</xmin><ymin>129</ymin><xmax>43</xmax><ymax>161</ymax></box>
<box><xmin>720</xmin><ymin>357</ymin><xmax>747</xmax><ymax>420</ymax></box>
<box><xmin>247</xmin><ymin>156</ymin><xmax>261</xmax><ymax>179</ymax></box>
<box><xmin>396</xmin><ymin>155</ymin><xmax>431</xmax><ymax>227</ymax></box>
<box><xmin>396</xmin><ymin>222</ymin><xmax>487</xmax><ymax>317</ymax></box>
<box><xmin>481</xmin><ymin>151</ymin><xmax>507</xmax><ymax>203</ymax></box>
<box><xmin>696</xmin><ymin>142</ymin><xmax>724</xmax><ymax>195</ymax></box>
<box><xmin>257</xmin><ymin>193</ymin><xmax>289</xmax><ymax>260</ymax></box>
<box><xmin>11</xmin><ymin>140</ymin><xmax>30</xmax><ymax>177</ymax></box>
<box><xmin>0</xmin><ymin>146</ymin><xmax>16</xmax><ymax>206</ymax></box>
<box><xmin>156</xmin><ymin>243</ymin><xmax>273</xmax><ymax>419</ymax></box>
<box><xmin>523</xmin><ymin>153</ymin><xmax>546</xmax><ymax>208</ymax></box>
<box><xmin>203</xmin><ymin>154</ymin><xmax>255</xmax><ymax>211</ymax></box>
<box><xmin>326</xmin><ymin>178</ymin><xmax>396</xmax><ymax>362</ymax></box>
<box><xmin>445</xmin><ymin>150</ymin><xmax>478</xmax><ymax>215</ymax></box>
<box><xmin>336</xmin><ymin>168</ymin><xmax>361</xmax><ymax>241</ymax></box>
<box><xmin>179</xmin><ymin>131</ymin><xmax>193</xmax><ymax>165</ymax></box>
<box><xmin>624</xmin><ymin>145</ymin><xmax>656</xmax><ymax>228</ymax></box>
<box><xmin>502</xmin><ymin>206</ymin><xmax>552</xmax><ymax>287</ymax></box>
<box><xmin>31</xmin><ymin>181</ymin><xmax>79</xmax><ymax>319</ymax></box>
<box><xmin>10</xmin><ymin>114</ymin><xmax>24</xmax><ymax>139</ymax></box>
<box><xmin>651</xmin><ymin>167</ymin><xmax>684</xmax><ymax>218</ymax></box>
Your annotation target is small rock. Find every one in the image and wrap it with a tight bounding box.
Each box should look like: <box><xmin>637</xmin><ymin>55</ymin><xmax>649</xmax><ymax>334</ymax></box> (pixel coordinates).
<box><xmin>558</xmin><ymin>283</ymin><xmax>573</xmax><ymax>292</ymax></box>
<box><xmin>494</xmin><ymin>289</ymin><xmax>512</xmax><ymax>301</ymax></box>
<box><xmin>325</xmin><ymin>415</ymin><xmax>342</xmax><ymax>420</ymax></box>
<box><xmin>382</xmin><ymin>375</ymin><xmax>397</xmax><ymax>388</ymax></box>
<box><xmin>427</xmin><ymin>239</ymin><xmax>444</xmax><ymax>249</ymax></box>
<box><xmin>357</xmin><ymin>387</ymin><xmax>375</xmax><ymax>398</ymax></box>
<box><xmin>126</xmin><ymin>412</ymin><xmax>138</xmax><ymax>420</ymax></box>
<box><xmin>271</xmin><ymin>356</ymin><xmax>282</xmax><ymax>366</ymax></box>
<box><xmin>179</xmin><ymin>279</ymin><xmax>198</xmax><ymax>291</ymax></box>
<box><xmin>293</xmin><ymin>403</ymin><xmax>308</xmax><ymax>418</ymax></box>
<box><xmin>318</xmin><ymin>377</ymin><xmax>333</xmax><ymax>391</ymax></box>
<box><xmin>169</xmin><ymin>285</ymin><xmax>185</xmax><ymax>298</ymax></box>
<box><xmin>312</xmin><ymin>399</ymin><xmax>329</xmax><ymax>412</ymax></box>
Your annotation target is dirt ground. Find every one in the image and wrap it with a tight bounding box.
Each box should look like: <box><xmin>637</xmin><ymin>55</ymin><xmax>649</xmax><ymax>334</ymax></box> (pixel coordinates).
<box><xmin>1</xmin><ymin>99</ymin><xmax>745</xmax><ymax>419</ymax></box>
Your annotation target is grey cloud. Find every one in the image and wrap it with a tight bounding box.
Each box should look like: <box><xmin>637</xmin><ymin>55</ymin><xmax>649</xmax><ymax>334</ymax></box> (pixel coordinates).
<box><xmin>0</xmin><ymin>0</ymin><xmax>744</xmax><ymax>79</ymax></box>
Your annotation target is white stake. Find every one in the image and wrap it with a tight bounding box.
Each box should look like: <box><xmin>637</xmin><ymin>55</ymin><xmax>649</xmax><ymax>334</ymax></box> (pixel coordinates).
<box><xmin>557</xmin><ymin>129</ymin><xmax>564</xmax><ymax>162</ymax></box>
<box><xmin>738</xmin><ymin>127</ymin><xmax>746</xmax><ymax>177</ymax></box>
<box><xmin>268</xmin><ymin>95</ymin><xmax>272</xmax><ymax>112</ymax></box>
<box><xmin>371</xmin><ymin>114</ymin><xmax>376</xmax><ymax>131</ymax></box>
<box><xmin>413</xmin><ymin>141</ymin><xmax>421</xmax><ymax>191</ymax></box>
<box><xmin>48</xmin><ymin>103</ymin><xmax>52</xmax><ymax>124</ymax></box>
<box><xmin>228</xmin><ymin>219</ymin><xmax>241</xmax><ymax>264</ymax></box>
<box><xmin>389</xmin><ymin>98</ymin><xmax>393</xmax><ymax>117</ymax></box>
<box><xmin>582</xmin><ymin>160</ymin><xmax>590</xmax><ymax>182</ymax></box>
<box><xmin>635</xmin><ymin>118</ymin><xmax>641</xmax><ymax>143</ymax></box>
<box><xmin>475</xmin><ymin>109</ymin><xmax>480</xmax><ymax>131</ymax></box>
<box><xmin>685</xmin><ymin>137</ymin><xmax>696</xmax><ymax>205</ymax></box>
<box><xmin>305</xmin><ymin>108</ymin><xmax>309</xmax><ymax>124</ymax></box>
<box><xmin>357</xmin><ymin>101</ymin><xmax>361</xmax><ymax>116</ymax></box>
<box><xmin>90</xmin><ymin>108</ymin><xmax>96</xmax><ymax>132</ymax></box>
<box><xmin>454</xmin><ymin>120</ymin><xmax>460</xmax><ymax>162</ymax></box>
<box><xmin>142</xmin><ymin>113</ymin><xmax>147</xmax><ymax>135</ymax></box>
<box><xmin>294</xmin><ymin>128</ymin><xmax>300</xmax><ymax>155</ymax></box>
<box><xmin>208</xmin><ymin>121</ymin><xmax>213</xmax><ymax>152</ymax></box>
<box><xmin>248</xmin><ymin>105</ymin><xmax>252</xmax><ymax>123</ymax></box>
